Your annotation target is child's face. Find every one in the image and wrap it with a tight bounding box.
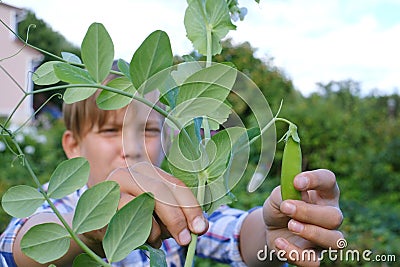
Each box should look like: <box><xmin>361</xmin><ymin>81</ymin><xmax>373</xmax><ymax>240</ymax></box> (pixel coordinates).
<box><xmin>76</xmin><ymin>94</ymin><xmax>165</xmax><ymax>187</ymax></box>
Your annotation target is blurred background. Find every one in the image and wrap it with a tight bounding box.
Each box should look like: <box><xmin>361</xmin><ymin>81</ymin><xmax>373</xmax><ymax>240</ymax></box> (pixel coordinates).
<box><xmin>1</xmin><ymin>2</ymin><xmax>399</xmax><ymax>266</ymax></box>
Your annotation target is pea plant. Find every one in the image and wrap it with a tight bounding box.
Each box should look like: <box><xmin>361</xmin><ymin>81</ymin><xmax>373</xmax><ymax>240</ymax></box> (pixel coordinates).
<box><xmin>0</xmin><ymin>0</ymin><xmax>302</xmax><ymax>266</ymax></box>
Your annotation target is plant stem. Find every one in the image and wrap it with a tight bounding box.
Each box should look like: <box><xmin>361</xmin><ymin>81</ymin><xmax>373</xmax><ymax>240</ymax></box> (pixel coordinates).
<box><xmin>274</xmin><ymin>117</ymin><xmax>293</xmax><ymax>127</ymax></box>
<box><xmin>184</xmin><ymin>9</ymin><xmax>214</xmax><ymax>263</ymax></box>
<box><xmin>249</xmin><ymin>117</ymin><xmax>293</xmax><ymax>147</ymax></box>
<box><xmin>203</xmin><ymin>118</ymin><xmax>211</xmax><ymax>140</ymax></box>
<box><xmin>233</xmin><ymin>116</ymin><xmax>295</xmax><ymax>157</ymax></box>
<box><xmin>184</xmin><ymin>233</ymin><xmax>198</xmax><ymax>267</ymax></box>
<box><xmin>206</xmin><ymin>26</ymin><xmax>212</xmax><ymax>67</ymax></box>
<box><xmin>0</xmin><ymin>64</ymin><xmax>26</xmax><ymax>94</ymax></box>
<box><xmin>0</xmin><ymin>19</ymin><xmax>65</xmax><ymax>63</ymax></box>
<box><xmin>184</xmin><ymin>171</ymin><xmax>207</xmax><ymax>267</ymax></box>
<box><xmin>3</xmin><ymin>94</ymin><xmax>28</xmax><ymax>131</ymax></box>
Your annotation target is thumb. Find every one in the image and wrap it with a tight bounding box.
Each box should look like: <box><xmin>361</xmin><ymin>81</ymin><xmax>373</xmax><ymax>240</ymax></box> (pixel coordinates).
<box><xmin>262</xmin><ymin>186</ymin><xmax>288</xmax><ymax>227</ymax></box>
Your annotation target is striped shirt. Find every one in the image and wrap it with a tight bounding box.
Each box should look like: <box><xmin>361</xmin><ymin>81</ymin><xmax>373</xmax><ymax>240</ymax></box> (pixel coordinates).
<box><xmin>0</xmin><ymin>184</ymin><xmax>252</xmax><ymax>266</ymax></box>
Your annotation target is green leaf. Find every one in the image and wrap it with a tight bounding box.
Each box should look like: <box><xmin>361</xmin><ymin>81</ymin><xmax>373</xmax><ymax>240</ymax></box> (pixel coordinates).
<box><xmin>53</xmin><ymin>63</ymin><xmax>96</xmax><ymax>84</ymax></box>
<box><xmin>81</xmin><ymin>22</ymin><xmax>114</xmax><ymax>83</ymax></box>
<box><xmin>1</xmin><ymin>185</ymin><xmax>44</xmax><ymax>218</ymax></box>
<box><xmin>203</xmin><ymin>179</ymin><xmax>234</xmax><ymax>214</ymax></box>
<box><xmin>168</xmin><ymin>162</ymin><xmax>199</xmax><ymax>189</ymax></box>
<box><xmin>171</xmin><ymin>61</ymin><xmax>202</xmax><ymax>86</ymax></box>
<box><xmin>202</xmin><ymin>127</ymin><xmax>250</xmax><ymax>212</ymax></box>
<box><xmin>204</xmin><ymin>128</ymin><xmax>240</xmax><ymax>180</ymax></box>
<box><xmin>172</xmin><ymin>98</ymin><xmax>232</xmax><ymax>131</ymax></box>
<box><xmin>166</xmin><ymin>123</ymin><xmax>204</xmax><ymax>180</ymax></box>
<box><xmin>159</xmin><ymin>61</ymin><xmax>202</xmax><ymax>109</ymax></box>
<box><xmin>130</xmin><ymin>30</ymin><xmax>173</xmax><ymax>94</ymax></box>
<box><xmin>177</xmin><ymin>63</ymin><xmax>237</xmax><ymax>103</ymax></box>
<box><xmin>61</xmin><ymin>52</ymin><xmax>82</xmax><ymax>64</ymax></box>
<box><xmin>103</xmin><ymin>193</ymin><xmax>155</xmax><ymax>263</ymax></box>
<box><xmin>170</xmin><ymin>63</ymin><xmax>236</xmax><ymax>127</ymax></box>
<box><xmin>117</xmin><ymin>58</ymin><xmax>131</xmax><ymax>80</ymax></box>
<box><xmin>139</xmin><ymin>244</ymin><xmax>167</xmax><ymax>267</ymax></box>
<box><xmin>184</xmin><ymin>0</ymin><xmax>236</xmax><ymax>55</ymax></box>
<box><xmin>47</xmin><ymin>157</ymin><xmax>89</xmax><ymax>199</ymax></box>
<box><xmin>54</xmin><ymin>62</ymin><xmax>98</xmax><ymax>104</ymax></box>
<box><xmin>158</xmin><ymin>74</ymin><xmax>179</xmax><ymax>108</ymax></box>
<box><xmin>63</xmin><ymin>87</ymin><xmax>98</xmax><ymax>104</ymax></box>
<box><xmin>32</xmin><ymin>61</ymin><xmax>61</xmax><ymax>85</ymax></box>
<box><xmin>96</xmin><ymin>77</ymin><xmax>136</xmax><ymax>110</ymax></box>
<box><xmin>72</xmin><ymin>253</ymin><xmax>102</xmax><ymax>267</ymax></box>
<box><xmin>21</xmin><ymin>223</ymin><xmax>70</xmax><ymax>264</ymax></box>
<box><xmin>226</xmin><ymin>127</ymin><xmax>254</xmax><ymax>186</ymax></box>
<box><xmin>72</xmin><ymin>181</ymin><xmax>120</xmax><ymax>234</ymax></box>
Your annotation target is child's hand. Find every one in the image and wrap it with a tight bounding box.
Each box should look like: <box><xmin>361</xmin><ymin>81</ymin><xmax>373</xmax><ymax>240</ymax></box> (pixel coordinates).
<box><xmin>263</xmin><ymin>169</ymin><xmax>343</xmax><ymax>267</ymax></box>
<box><xmin>107</xmin><ymin>163</ymin><xmax>209</xmax><ymax>248</ymax></box>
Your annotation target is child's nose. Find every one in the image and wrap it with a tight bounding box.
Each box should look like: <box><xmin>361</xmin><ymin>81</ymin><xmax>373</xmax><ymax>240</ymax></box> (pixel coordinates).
<box><xmin>122</xmin><ymin>130</ymin><xmax>144</xmax><ymax>161</ymax></box>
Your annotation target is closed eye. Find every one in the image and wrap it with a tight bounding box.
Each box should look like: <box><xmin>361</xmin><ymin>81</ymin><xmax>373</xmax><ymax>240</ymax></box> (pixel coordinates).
<box><xmin>145</xmin><ymin>127</ymin><xmax>161</xmax><ymax>137</ymax></box>
<box><xmin>98</xmin><ymin>127</ymin><xmax>120</xmax><ymax>136</ymax></box>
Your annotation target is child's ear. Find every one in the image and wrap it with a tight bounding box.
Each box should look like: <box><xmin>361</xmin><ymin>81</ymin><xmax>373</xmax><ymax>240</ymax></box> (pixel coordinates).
<box><xmin>62</xmin><ymin>130</ymin><xmax>80</xmax><ymax>158</ymax></box>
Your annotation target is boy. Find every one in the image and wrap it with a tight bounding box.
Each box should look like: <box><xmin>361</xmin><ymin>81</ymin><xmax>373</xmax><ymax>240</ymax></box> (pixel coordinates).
<box><xmin>0</xmin><ymin>88</ymin><xmax>343</xmax><ymax>266</ymax></box>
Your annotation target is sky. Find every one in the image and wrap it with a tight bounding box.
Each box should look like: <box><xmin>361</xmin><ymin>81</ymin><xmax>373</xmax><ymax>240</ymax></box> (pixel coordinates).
<box><xmin>7</xmin><ymin>0</ymin><xmax>400</xmax><ymax>96</ymax></box>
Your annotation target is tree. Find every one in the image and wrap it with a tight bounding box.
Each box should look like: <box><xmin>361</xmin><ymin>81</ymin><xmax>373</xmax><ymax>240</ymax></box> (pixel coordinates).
<box><xmin>18</xmin><ymin>11</ymin><xmax>80</xmax><ymax>62</ymax></box>
<box><xmin>18</xmin><ymin>11</ymin><xmax>81</xmax><ymax>115</ymax></box>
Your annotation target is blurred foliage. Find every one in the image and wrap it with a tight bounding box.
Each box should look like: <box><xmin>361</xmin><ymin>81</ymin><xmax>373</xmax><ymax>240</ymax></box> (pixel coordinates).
<box><xmin>1</xmin><ymin>19</ymin><xmax>399</xmax><ymax>266</ymax></box>
<box><xmin>0</xmin><ymin>118</ymin><xmax>66</xmax><ymax>231</ymax></box>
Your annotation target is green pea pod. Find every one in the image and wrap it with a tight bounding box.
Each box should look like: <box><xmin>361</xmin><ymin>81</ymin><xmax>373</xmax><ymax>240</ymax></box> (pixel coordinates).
<box><xmin>281</xmin><ymin>124</ymin><xmax>302</xmax><ymax>200</ymax></box>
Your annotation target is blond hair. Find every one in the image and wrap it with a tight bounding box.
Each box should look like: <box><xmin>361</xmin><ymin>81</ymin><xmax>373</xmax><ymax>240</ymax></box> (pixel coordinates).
<box><xmin>63</xmin><ymin>92</ymin><xmax>123</xmax><ymax>142</ymax></box>
<box><xmin>63</xmin><ymin>61</ymin><xmax>122</xmax><ymax>142</ymax></box>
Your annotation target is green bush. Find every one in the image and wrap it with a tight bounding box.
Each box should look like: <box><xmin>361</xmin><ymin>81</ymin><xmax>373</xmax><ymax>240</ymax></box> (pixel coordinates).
<box><xmin>0</xmin><ymin>119</ymin><xmax>66</xmax><ymax>232</ymax></box>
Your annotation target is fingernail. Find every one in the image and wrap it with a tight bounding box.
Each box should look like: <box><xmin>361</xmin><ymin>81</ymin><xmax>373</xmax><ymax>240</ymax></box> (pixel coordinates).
<box><xmin>192</xmin><ymin>216</ymin><xmax>207</xmax><ymax>233</ymax></box>
<box><xmin>275</xmin><ymin>238</ymin><xmax>289</xmax><ymax>250</ymax></box>
<box><xmin>288</xmin><ymin>219</ymin><xmax>304</xmax><ymax>233</ymax></box>
<box><xmin>178</xmin><ymin>228</ymin><xmax>191</xmax><ymax>245</ymax></box>
<box><xmin>295</xmin><ymin>175</ymin><xmax>309</xmax><ymax>190</ymax></box>
<box><xmin>281</xmin><ymin>202</ymin><xmax>296</xmax><ymax>215</ymax></box>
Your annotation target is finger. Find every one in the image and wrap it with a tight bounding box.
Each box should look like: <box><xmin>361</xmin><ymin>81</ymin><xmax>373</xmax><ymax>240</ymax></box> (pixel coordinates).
<box><xmin>280</xmin><ymin>200</ymin><xmax>343</xmax><ymax>230</ymax></box>
<box><xmin>108</xmin><ymin>167</ymin><xmax>192</xmax><ymax>245</ymax></box>
<box><xmin>106</xmin><ymin>167</ymin><xmax>142</xmax><ymax>195</ymax></box>
<box><xmin>155</xmin><ymin>168</ymin><xmax>208</xmax><ymax>235</ymax></box>
<box><xmin>154</xmin><ymin>197</ymin><xmax>192</xmax><ymax>246</ymax></box>
<box><xmin>287</xmin><ymin>219</ymin><xmax>345</xmax><ymax>249</ymax></box>
<box><xmin>294</xmin><ymin>169</ymin><xmax>340</xmax><ymax>200</ymax></box>
<box><xmin>147</xmin><ymin>218</ymin><xmax>163</xmax><ymax>248</ymax></box>
<box><xmin>109</xmin><ymin>163</ymin><xmax>208</xmax><ymax>244</ymax></box>
<box><xmin>263</xmin><ymin>186</ymin><xmax>289</xmax><ymax>227</ymax></box>
<box><xmin>274</xmin><ymin>238</ymin><xmax>320</xmax><ymax>267</ymax></box>
<box><xmin>132</xmin><ymin>162</ymin><xmax>200</xmax><ymax>206</ymax></box>
<box><xmin>137</xmin><ymin>176</ymin><xmax>198</xmax><ymax>246</ymax></box>
<box><xmin>132</xmin><ymin>163</ymin><xmax>208</xmax><ymax>235</ymax></box>
<box><xmin>151</xmin><ymin>186</ymin><xmax>208</xmax><ymax>246</ymax></box>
